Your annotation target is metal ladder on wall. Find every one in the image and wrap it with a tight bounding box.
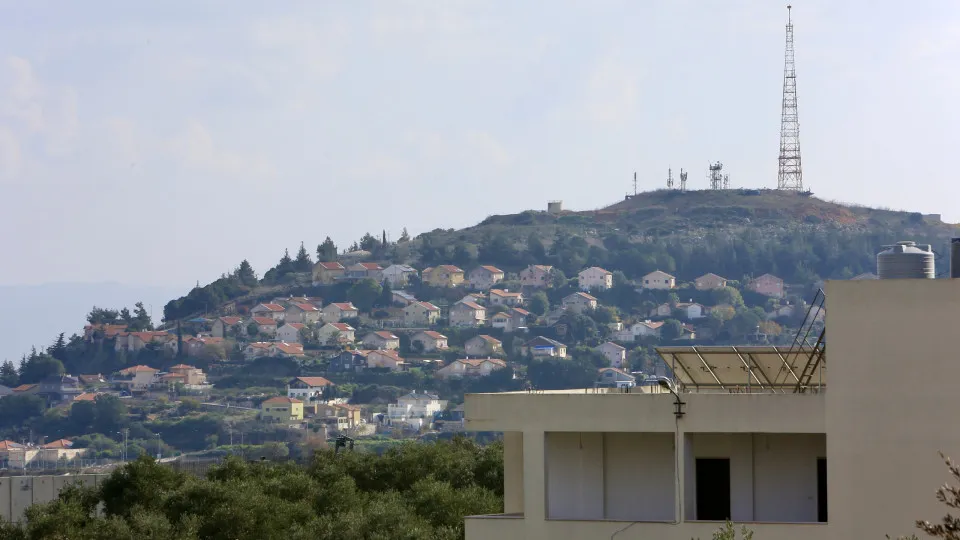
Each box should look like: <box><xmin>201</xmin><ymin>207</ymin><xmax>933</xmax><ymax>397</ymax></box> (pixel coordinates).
<box><xmin>779</xmin><ymin>289</ymin><xmax>826</xmax><ymax>393</ymax></box>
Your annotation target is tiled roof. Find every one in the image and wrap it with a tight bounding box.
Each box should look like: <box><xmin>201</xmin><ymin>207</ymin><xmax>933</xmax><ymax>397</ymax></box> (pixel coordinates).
<box><xmin>437</xmin><ymin>265</ymin><xmax>464</xmax><ymax>272</ymax></box>
<box><xmin>247</xmin><ymin>342</ymin><xmax>273</xmax><ymax>350</ymax></box>
<box><xmin>474</xmin><ymin>335</ymin><xmax>502</xmax><ymax>345</ymax></box>
<box><xmin>599</xmin><ymin>367</ymin><xmax>634</xmax><ymax>378</ymax></box>
<box><xmin>316</xmin><ymin>262</ymin><xmax>345</xmax><ymax>270</ymax></box>
<box><xmin>490</xmin><ymin>289</ymin><xmax>522</xmax><ymax>297</ymax></box>
<box><xmin>644</xmin><ymin>270</ymin><xmax>675</xmax><ymax>279</ymax></box>
<box><xmin>284</xmin><ymin>323</ymin><xmax>307</xmax><ymax>330</ymax></box>
<box><xmin>637</xmin><ymin>321</ymin><xmax>665</xmax><ymax>329</ymax></box>
<box><xmin>170</xmin><ymin>364</ymin><xmax>196</xmax><ymax>370</ymax></box>
<box><xmin>456</xmin><ymin>301</ymin><xmax>485</xmax><ymax>311</ymax></box>
<box><xmin>329</xmin><ymin>322</ymin><xmax>355</xmax><ymax>331</ymax></box>
<box><xmin>263</xmin><ymin>396</ymin><xmax>302</xmax><ymax>405</ymax></box>
<box><xmin>290</xmin><ymin>303</ymin><xmax>319</xmax><ymax>312</ymax></box>
<box><xmin>119</xmin><ymin>365</ymin><xmax>159</xmax><ymax>374</ymax></box>
<box><xmin>0</xmin><ymin>440</ymin><xmax>24</xmax><ymax>450</ymax></box>
<box><xmin>370</xmin><ymin>349</ymin><xmax>402</xmax><ymax>361</ymax></box>
<box><xmin>252</xmin><ymin>317</ymin><xmax>278</xmax><ymax>326</ymax></box>
<box><xmin>330</xmin><ymin>303</ymin><xmax>357</xmax><ymax>311</ymax></box>
<box><xmin>356</xmin><ymin>262</ymin><xmax>383</xmax><ymax>270</ymax></box>
<box><xmin>414</xmin><ymin>301</ymin><xmax>440</xmax><ymax>311</ymax></box>
<box><xmin>12</xmin><ymin>383</ymin><xmax>36</xmax><ymax>392</ymax></box>
<box><xmin>511</xmin><ymin>308</ymin><xmax>531</xmax><ymax>316</ymax></box>
<box><xmin>273</xmin><ymin>342</ymin><xmax>305</xmax><ymax>355</ymax></box>
<box><xmin>566</xmin><ymin>292</ymin><xmax>598</xmax><ymax>301</ymax></box>
<box><xmin>697</xmin><ymin>273</ymin><xmax>727</xmax><ymax>281</ymax></box>
<box><xmin>525</xmin><ymin>336</ymin><xmax>565</xmax><ymax>347</ymax></box>
<box><xmin>218</xmin><ymin>316</ymin><xmax>244</xmax><ymax>325</ymax></box>
<box><xmin>255</xmin><ymin>303</ymin><xmax>286</xmax><ymax>312</ymax></box>
<box><xmin>455</xmin><ymin>358</ymin><xmax>507</xmax><ymax>367</ymax></box>
<box><xmin>73</xmin><ymin>392</ymin><xmax>100</xmax><ymax>402</ymax></box>
<box><xmin>580</xmin><ymin>266</ymin><xmax>612</xmax><ymax>275</ymax></box>
<box><xmin>372</xmin><ymin>331</ymin><xmax>399</xmax><ymax>340</ymax></box>
<box><xmin>526</xmin><ymin>265</ymin><xmax>553</xmax><ymax>272</ymax></box>
<box><xmin>295</xmin><ymin>376</ymin><xmax>333</xmax><ymax>387</ymax></box>
<box><xmin>419</xmin><ymin>331</ymin><xmax>447</xmax><ymax>340</ymax></box>
<box><xmin>475</xmin><ymin>265</ymin><xmax>504</xmax><ymax>274</ymax></box>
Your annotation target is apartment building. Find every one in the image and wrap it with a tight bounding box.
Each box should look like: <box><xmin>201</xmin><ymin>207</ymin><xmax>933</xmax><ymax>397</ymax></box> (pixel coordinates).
<box><xmin>462</xmin><ymin>276</ymin><xmax>960</xmax><ymax>540</ymax></box>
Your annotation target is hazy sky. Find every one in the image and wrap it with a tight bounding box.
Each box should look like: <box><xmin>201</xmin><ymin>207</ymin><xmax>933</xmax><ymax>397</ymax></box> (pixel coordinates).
<box><xmin>1</xmin><ymin>0</ymin><xmax>958</xmax><ymax>290</ymax></box>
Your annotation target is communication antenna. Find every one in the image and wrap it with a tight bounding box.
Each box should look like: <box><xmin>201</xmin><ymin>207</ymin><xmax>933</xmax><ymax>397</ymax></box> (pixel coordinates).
<box><xmin>679</xmin><ymin>169</ymin><xmax>688</xmax><ymax>191</ymax></box>
<box><xmin>633</xmin><ymin>172</ymin><xmax>638</xmax><ymax>196</ymax></box>
<box><xmin>777</xmin><ymin>5</ymin><xmax>804</xmax><ymax>191</ymax></box>
<box><xmin>708</xmin><ymin>162</ymin><xmax>725</xmax><ymax>190</ymax></box>
<box><xmin>666</xmin><ymin>168</ymin><xmax>674</xmax><ymax>189</ymax></box>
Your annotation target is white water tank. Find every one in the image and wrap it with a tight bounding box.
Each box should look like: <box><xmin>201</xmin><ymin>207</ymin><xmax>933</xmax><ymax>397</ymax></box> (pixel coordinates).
<box><xmin>877</xmin><ymin>241</ymin><xmax>935</xmax><ymax>279</ymax></box>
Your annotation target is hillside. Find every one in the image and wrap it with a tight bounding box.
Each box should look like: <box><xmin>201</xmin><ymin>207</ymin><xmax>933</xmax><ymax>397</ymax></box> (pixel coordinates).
<box><xmin>430</xmin><ymin>189</ymin><xmax>954</xmax><ymax>248</ymax></box>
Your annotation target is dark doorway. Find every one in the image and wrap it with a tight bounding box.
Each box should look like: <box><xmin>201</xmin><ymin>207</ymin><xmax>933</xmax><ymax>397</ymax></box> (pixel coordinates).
<box><xmin>696</xmin><ymin>458</ymin><xmax>731</xmax><ymax>520</ymax></box>
<box><xmin>817</xmin><ymin>458</ymin><xmax>828</xmax><ymax>522</ymax></box>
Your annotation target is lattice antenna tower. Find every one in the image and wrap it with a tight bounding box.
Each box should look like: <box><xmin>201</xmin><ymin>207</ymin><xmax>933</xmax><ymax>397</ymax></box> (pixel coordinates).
<box><xmin>679</xmin><ymin>169</ymin><xmax>688</xmax><ymax>191</ymax></box>
<box><xmin>708</xmin><ymin>162</ymin><xmax>724</xmax><ymax>190</ymax></box>
<box><xmin>633</xmin><ymin>171</ymin><xmax>638</xmax><ymax>196</ymax></box>
<box><xmin>666</xmin><ymin>168</ymin><xmax>674</xmax><ymax>189</ymax></box>
<box><xmin>777</xmin><ymin>5</ymin><xmax>803</xmax><ymax>191</ymax></box>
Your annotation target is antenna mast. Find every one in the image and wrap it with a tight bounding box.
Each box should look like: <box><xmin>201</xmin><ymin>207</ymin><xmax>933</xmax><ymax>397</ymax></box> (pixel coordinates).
<box><xmin>633</xmin><ymin>171</ymin><xmax>638</xmax><ymax>196</ymax></box>
<box><xmin>778</xmin><ymin>5</ymin><xmax>803</xmax><ymax>191</ymax></box>
<box><xmin>680</xmin><ymin>169</ymin><xmax>688</xmax><ymax>191</ymax></box>
<box><xmin>666</xmin><ymin>168</ymin><xmax>674</xmax><ymax>189</ymax></box>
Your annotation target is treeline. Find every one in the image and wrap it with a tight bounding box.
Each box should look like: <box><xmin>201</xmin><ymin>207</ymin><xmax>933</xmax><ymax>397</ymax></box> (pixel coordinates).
<box><xmin>423</xmin><ymin>226</ymin><xmax>923</xmax><ymax>285</ymax></box>
<box><xmin>0</xmin><ymin>437</ymin><xmax>503</xmax><ymax>540</ymax></box>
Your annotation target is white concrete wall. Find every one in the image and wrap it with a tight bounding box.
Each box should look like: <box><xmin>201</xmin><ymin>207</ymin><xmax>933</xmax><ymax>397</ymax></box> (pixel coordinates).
<box><xmin>684</xmin><ymin>433</ymin><xmax>824</xmax><ymax>523</ymax></box>
<box><xmin>603</xmin><ymin>433</ymin><xmax>676</xmax><ymax>521</ymax></box>
<box><xmin>545</xmin><ymin>432</ymin><xmax>676</xmax><ymax>522</ymax></box>
<box><xmin>545</xmin><ymin>432</ymin><xmax>604</xmax><ymax>520</ymax></box>
<box><xmin>0</xmin><ymin>474</ymin><xmax>106</xmax><ymax>523</ymax></box>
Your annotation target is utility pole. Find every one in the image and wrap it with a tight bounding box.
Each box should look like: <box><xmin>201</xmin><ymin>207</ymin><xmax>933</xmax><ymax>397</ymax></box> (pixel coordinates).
<box><xmin>778</xmin><ymin>4</ymin><xmax>804</xmax><ymax>191</ymax></box>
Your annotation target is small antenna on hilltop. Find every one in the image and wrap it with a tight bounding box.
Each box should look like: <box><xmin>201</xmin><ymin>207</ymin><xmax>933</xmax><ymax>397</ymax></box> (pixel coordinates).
<box><xmin>680</xmin><ymin>169</ymin><xmax>688</xmax><ymax>191</ymax></box>
<box><xmin>633</xmin><ymin>171</ymin><xmax>638</xmax><ymax>196</ymax></box>
<box><xmin>666</xmin><ymin>168</ymin><xmax>674</xmax><ymax>189</ymax></box>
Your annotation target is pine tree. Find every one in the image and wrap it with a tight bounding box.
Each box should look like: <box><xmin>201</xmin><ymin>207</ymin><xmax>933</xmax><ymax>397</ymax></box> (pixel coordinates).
<box><xmin>382</xmin><ymin>230</ymin><xmax>388</xmax><ymax>247</ymax></box>
<box><xmin>377</xmin><ymin>279</ymin><xmax>394</xmax><ymax>308</ymax></box>
<box><xmin>131</xmin><ymin>302</ymin><xmax>154</xmax><ymax>331</ymax></box>
<box><xmin>295</xmin><ymin>241</ymin><xmax>313</xmax><ymax>272</ymax></box>
<box><xmin>47</xmin><ymin>333</ymin><xmax>68</xmax><ymax>361</ymax></box>
<box><xmin>316</xmin><ymin>237</ymin><xmax>338</xmax><ymax>262</ymax></box>
<box><xmin>235</xmin><ymin>260</ymin><xmax>258</xmax><ymax>287</ymax></box>
<box><xmin>0</xmin><ymin>359</ymin><xmax>18</xmax><ymax>387</ymax></box>
<box><xmin>359</xmin><ymin>233</ymin><xmax>379</xmax><ymax>252</ymax></box>
<box><xmin>398</xmin><ymin>227</ymin><xmax>410</xmax><ymax>242</ymax></box>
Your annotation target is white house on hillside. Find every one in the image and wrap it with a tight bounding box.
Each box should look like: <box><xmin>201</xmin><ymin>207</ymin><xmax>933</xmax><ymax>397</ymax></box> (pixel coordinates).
<box><xmin>322</xmin><ymin>302</ymin><xmax>359</xmax><ymax>322</ymax></box>
<box><xmin>596</xmin><ymin>341</ymin><xmax>627</xmax><ymax>369</ymax></box>
<box><xmin>641</xmin><ymin>270</ymin><xmax>676</xmax><ymax>290</ymax></box>
<box><xmin>382</xmin><ymin>264</ymin><xmax>418</xmax><ymax>287</ymax></box>
<box><xmin>488</xmin><ymin>289</ymin><xmax>524</xmax><ymax>307</ymax></box>
<box><xmin>562</xmin><ymin>292</ymin><xmax>598</xmax><ymax>313</ymax></box>
<box><xmin>386</xmin><ymin>391</ymin><xmax>446</xmax><ymax>427</ymax></box>
<box><xmin>468</xmin><ymin>265</ymin><xmax>505</xmax><ymax>290</ymax></box>
<box><xmin>519</xmin><ymin>265</ymin><xmax>553</xmax><ymax>288</ymax></box>
<box><xmin>578</xmin><ymin>267</ymin><xmax>613</xmax><ymax>291</ymax></box>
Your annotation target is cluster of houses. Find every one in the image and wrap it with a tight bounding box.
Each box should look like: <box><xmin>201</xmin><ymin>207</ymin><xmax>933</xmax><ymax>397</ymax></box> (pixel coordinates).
<box><xmin>0</xmin><ymin>439</ymin><xmax>87</xmax><ymax>469</ymax></box>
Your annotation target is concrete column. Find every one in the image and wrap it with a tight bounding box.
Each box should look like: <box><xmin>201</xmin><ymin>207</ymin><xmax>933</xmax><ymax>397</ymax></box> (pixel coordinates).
<box><xmin>503</xmin><ymin>431</ymin><xmax>524</xmax><ymax>514</ymax></box>
<box><xmin>523</xmin><ymin>430</ymin><xmax>545</xmax><ymax>522</ymax></box>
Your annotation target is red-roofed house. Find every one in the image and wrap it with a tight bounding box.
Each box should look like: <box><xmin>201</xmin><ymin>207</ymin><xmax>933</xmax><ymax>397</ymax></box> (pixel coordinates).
<box><xmin>251</xmin><ymin>303</ymin><xmax>286</xmax><ymax>321</ymax></box>
<box><xmin>212</xmin><ymin>316</ymin><xmax>244</xmax><ymax>338</ymax></box>
<box><xmin>181</xmin><ymin>336</ymin><xmax>226</xmax><ymax>357</ymax></box>
<box><xmin>271</xmin><ymin>342</ymin><xmax>306</xmax><ymax>358</ymax></box>
<box><xmin>578</xmin><ymin>266</ymin><xmax>614</xmax><ymax>291</ymax></box>
<box><xmin>422</xmin><ymin>265</ymin><xmax>465</xmax><ymax>287</ymax></box>
<box><xmin>286</xmin><ymin>303</ymin><xmax>321</xmax><ymax>324</ymax></box>
<box><xmin>317</xmin><ymin>322</ymin><xmax>356</xmax><ymax>345</ymax></box>
<box><xmin>83</xmin><ymin>324</ymin><xmax>128</xmax><ymax>342</ymax></box>
<box><xmin>243</xmin><ymin>342</ymin><xmax>273</xmax><ymax>360</ymax></box>
<box><xmin>322</xmin><ymin>302</ymin><xmax>359</xmax><ymax>322</ymax></box>
<box><xmin>411</xmin><ymin>331</ymin><xmax>449</xmax><ymax>352</ymax></box>
<box><xmin>488</xmin><ymin>289</ymin><xmax>525</xmax><ymax>307</ymax></box>
<box><xmin>366</xmin><ymin>349</ymin><xmax>406</xmax><ymax>371</ymax></box>
<box><xmin>464</xmin><ymin>335</ymin><xmax>504</xmax><ymax>357</ymax></box>
<box><xmin>276</xmin><ymin>322</ymin><xmax>307</xmax><ymax>343</ymax></box>
<box><xmin>169</xmin><ymin>364</ymin><xmax>207</xmax><ymax>385</ymax></box>
<box><xmin>312</xmin><ymin>261</ymin><xmax>346</xmax><ymax>285</ymax></box>
<box><xmin>346</xmin><ymin>262</ymin><xmax>384</xmax><ymax>281</ymax></box>
<box><xmin>362</xmin><ymin>331</ymin><xmax>400</xmax><ymax>350</ymax></box>
<box><xmin>748</xmin><ymin>273</ymin><xmax>785</xmax><ymax>299</ymax></box>
<box><xmin>468</xmin><ymin>265</ymin><xmax>505</xmax><ymax>290</ymax></box>
<box><xmin>287</xmin><ymin>376</ymin><xmax>334</xmax><ymax>401</ymax></box>
<box><xmin>562</xmin><ymin>292</ymin><xmax>599</xmax><ymax>313</ymax></box>
<box><xmin>249</xmin><ymin>317</ymin><xmax>278</xmax><ymax>337</ymax></box>
<box><xmin>450</xmin><ymin>301</ymin><xmax>486</xmax><ymax>327</ymax></box>
<box><xmin>491</xmin><ymin>308</ymin><xmax>531</xmax><ymax>333</ymax></box>
<box><xmin>403</xmin><ymin>301</ymin><xmax>441</xmax><ymax>326</ymax></box>
<box><xmin>113</xmin><ymin>365</ymin><xmax>159</xmax><ymax>390</ymax></box>
<box><xmin>436</xmin><ymin>358</ymin><xmax>507</xmax><ymax>379</ymax></box>
<box><xmin>115</xmin><ymin>331</ymin><xmax>173</xmax><ymax>353</ymax></box>
<box><xmin>260</xmin><ymin>396</ymin><xmax>304</xmax><ymax>423</ymax></box>
<box><xmin>520</xmin><ymin>265</ymin><xmax>554</xmax><ymax>288</ymax></box>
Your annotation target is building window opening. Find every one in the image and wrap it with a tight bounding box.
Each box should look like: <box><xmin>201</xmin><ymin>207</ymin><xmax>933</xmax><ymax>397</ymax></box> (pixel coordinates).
<box><xmin>817</xmin><ymin>458</ymin><xmax>828</xmax><ymax>522</ymax></box>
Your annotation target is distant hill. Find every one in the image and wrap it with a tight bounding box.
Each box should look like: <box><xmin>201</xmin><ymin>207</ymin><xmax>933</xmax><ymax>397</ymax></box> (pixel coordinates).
<box><xmin>157</xmin><ymin>189</ymin><xmax>957</xmax><ymax>323</ymax></box>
